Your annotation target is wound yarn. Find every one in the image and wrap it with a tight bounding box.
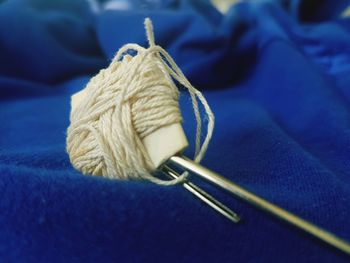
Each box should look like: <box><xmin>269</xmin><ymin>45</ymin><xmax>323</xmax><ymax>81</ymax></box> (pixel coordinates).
<box><xmin>66</xmin><ymin>18</ymin><xmax>214</xmax><ymax>185</ymax></box>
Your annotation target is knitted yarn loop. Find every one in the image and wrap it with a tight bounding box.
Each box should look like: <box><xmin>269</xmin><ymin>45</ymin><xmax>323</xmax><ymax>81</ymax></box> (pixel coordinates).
<box><xmin>66</xmin><ymin>18</ymin><xmax>214</xmax><ymax>185</ymax></box>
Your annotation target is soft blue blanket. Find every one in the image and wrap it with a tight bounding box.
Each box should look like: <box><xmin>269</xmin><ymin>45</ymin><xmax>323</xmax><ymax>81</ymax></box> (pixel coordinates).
<box><xmin>1</xmin><ymin>0</ymin><xmax>350</xmax><ymax>262</ymax></box>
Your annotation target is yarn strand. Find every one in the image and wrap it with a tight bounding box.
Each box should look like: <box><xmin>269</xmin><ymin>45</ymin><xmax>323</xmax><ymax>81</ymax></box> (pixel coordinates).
<box><xmin>143</xmin><ymin>18</ymin><xmax>214</xmax><ymax>163</ymax></box>
<box><xmin>67</xmin><ymin>18</ymin><xmax>214</xmax><ymax>185</ymax></box>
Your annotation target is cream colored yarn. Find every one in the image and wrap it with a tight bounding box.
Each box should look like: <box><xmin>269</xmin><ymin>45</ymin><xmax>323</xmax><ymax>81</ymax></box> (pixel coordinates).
<box><xmin>66</xmin><ymin>18</ymin><xmax>214</xmax><ymax>185</ymax></box>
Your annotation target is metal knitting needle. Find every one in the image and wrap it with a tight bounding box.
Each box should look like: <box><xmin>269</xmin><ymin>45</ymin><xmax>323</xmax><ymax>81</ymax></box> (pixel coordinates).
<box><xmin>168</xmin><ymin>155</ymin><xmax>350</xmax><ymax>256</ymax></box>
<box><xmin>162</xmin><ymin>165</ymin><xmax>240</xmax><ymax>223</ymax></box>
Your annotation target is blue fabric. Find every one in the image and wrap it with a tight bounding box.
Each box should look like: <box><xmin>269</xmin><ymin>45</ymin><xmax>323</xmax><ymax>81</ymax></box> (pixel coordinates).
<box><xmin>1</xmin><ymin>0</ymin><xmax>350</xmax><ymax>262</ymax></box>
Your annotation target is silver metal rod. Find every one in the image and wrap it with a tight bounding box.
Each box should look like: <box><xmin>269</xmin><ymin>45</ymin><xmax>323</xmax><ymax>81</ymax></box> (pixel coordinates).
<box><xmin>169</xmin><ymin>155</ymin><xmax>350</xmax><ymax>256</ymax></box>
<box><xmin>162</xmin><ymin>165</ymin><xmax>240</xmax><ymax>223</ymax></box>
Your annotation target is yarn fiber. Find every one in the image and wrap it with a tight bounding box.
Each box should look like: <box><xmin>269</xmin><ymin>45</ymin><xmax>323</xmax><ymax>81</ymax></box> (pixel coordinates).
<box><xmin>66</xmin><ymin>18</ymin><xmax>214</xmax><ymax>185</ymax></box>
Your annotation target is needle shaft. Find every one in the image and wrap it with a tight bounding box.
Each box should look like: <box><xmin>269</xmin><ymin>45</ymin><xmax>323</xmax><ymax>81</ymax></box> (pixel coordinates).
<box><xmin>168</xmin><ymin>155</ymin><xmax>350</xmax><ymax>256</ymax></box>
<box><xmin>162</xmin><ymin>165</ymin><xmax>240</xmax><ymax>223</ymax></box>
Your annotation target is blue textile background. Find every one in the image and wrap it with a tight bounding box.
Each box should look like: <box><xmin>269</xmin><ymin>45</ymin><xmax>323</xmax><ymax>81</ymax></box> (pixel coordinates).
<box><xmin>1</xmin><ymin>0</ymin><xmax>350</xmax><ymax>262</ymax></box>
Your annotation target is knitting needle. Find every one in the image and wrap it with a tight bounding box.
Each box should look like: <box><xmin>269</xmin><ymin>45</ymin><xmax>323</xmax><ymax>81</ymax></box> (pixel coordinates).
<box><xmin>162</xmin><ymin>165</ymin><xmax>240</xmax><ymax>223</ymax></box>
<box><xmin>168</xmin><ymin>155</ymin><xmax>350</xmax><ymax>256</ymax></box>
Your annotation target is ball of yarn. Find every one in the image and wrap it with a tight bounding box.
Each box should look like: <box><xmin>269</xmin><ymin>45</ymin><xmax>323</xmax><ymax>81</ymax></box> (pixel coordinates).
<box><xmin>66</xmin><ymin>18</ymin><xmax>214</xmax><ymax>185</ymax></box>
